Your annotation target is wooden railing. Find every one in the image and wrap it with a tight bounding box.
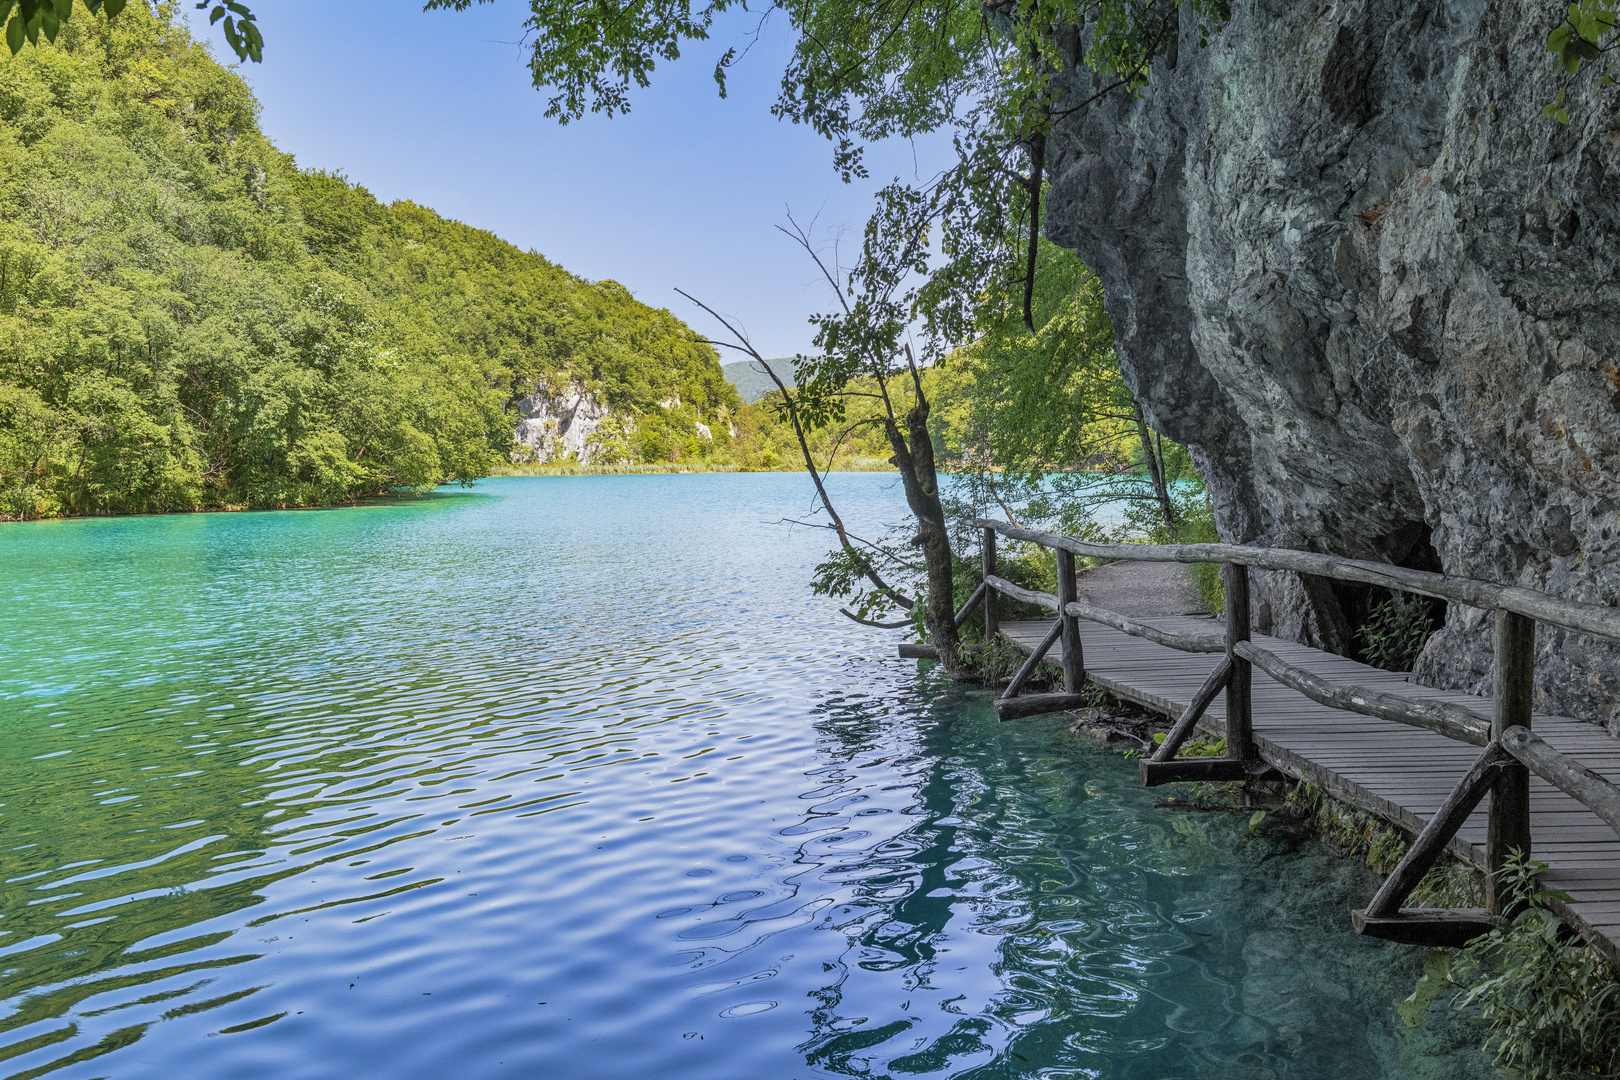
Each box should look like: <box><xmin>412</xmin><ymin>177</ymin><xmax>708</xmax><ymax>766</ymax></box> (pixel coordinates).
<box><xmin>960</xmin><ymin>518</ymin><xmax>1620</xmax><ymax>947</ymax></box>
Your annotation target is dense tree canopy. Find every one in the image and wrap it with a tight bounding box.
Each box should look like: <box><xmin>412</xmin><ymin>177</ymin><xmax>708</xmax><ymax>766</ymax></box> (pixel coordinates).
<box><xmin>0</xmin><ymin>4</ymin><xmax>738</xmax><ymax>518</ymax></box>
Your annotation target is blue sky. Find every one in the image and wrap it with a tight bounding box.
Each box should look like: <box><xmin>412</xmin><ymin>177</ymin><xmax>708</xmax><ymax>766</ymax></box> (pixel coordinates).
<box><xmin>191</xmin><ymin>1</ymin><xmax>949</xmax><ymax>359</ymax></box>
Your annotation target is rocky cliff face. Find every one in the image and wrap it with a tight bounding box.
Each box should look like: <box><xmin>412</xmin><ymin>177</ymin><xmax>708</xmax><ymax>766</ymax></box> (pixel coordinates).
<box><xmin>1044</xmin><ymin>0</ymin><xmax>1620</xmax><ymax>726</ymax></box>
<box><xmin>512</xmin><ymin>385</ymin><xmax>611</xmax><ymax>463</ymax></box>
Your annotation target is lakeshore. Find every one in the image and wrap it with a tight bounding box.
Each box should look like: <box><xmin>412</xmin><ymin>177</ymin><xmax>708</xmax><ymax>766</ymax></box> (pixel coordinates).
<box><xmin>488</xmin><ymin>456</ymin><xmax>897</xmax><ymax>477</ymax></box>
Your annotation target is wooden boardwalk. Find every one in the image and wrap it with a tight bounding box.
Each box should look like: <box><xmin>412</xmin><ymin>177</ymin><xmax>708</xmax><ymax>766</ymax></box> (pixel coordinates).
<box><xmin>1003</xmin><ymin>616</ymin><xmax>1620</xmax><ymax>960</ymax></box>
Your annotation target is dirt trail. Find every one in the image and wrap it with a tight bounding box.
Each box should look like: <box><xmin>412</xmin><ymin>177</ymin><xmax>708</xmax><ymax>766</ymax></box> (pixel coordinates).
<box><xmin>1075</xmin><ymin>560</ymin><xmax>1209</xmax><ymax>618</ymax></box>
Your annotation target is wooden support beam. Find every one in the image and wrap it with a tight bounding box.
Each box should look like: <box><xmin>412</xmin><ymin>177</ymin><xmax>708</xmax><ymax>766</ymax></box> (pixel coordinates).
<box><xmin>1489</xmin><ymin>611</ymin><xmax>1535</xmax><ymax>913</ymax></box>
<box><xmin>1233</xmin><ymin>641</ymin><xmax>1491</xmax><ymax>745</ymax></box>
<box><xmin>1351</xmin><ymin>908</ymin><xmax>1495</xmax><ymax>948</ymax></box>
<box><xmin>1224</xmin><ymin>562</ymin><xmax>1254</xmax><ymax>765</ymax></box>
<box><xmin>1139</xmin><ymin>757</ymin><xmax>1252</xmax><ymax>786</ymax></box>
<box><xmin>1065</xmin><ymin>599</ymin><xmax>1225</xmax><ymax>653</ymax></box>
<box><xmin>898</xmin><ymin>643</ymin><xmax>939</xmax><ymax>660</ymax></box>
<box><xmin>1363</xmin><ymin>742</ymin><xmax>1510</xmax><ymax>918</ymax></box>
<box><xmin>952</xmin><ymin>582</ymin><xmax>986</xmax><ymax>630</ymax></box>
<box><xmin>983</xmin><ymin>527</ymin><xmax>999</xmax><ymax>641</ymax></box>
<box><xmin>995</xmin><ymin>692</ymin><xmax>1093</xmax><ymax>721</ymax></box>
<box><xmin>1001</xmin><ymin>620</ymin><xmax>1062</xmax><ymax>700</ymax></box>
<box><xmin>1502</xmin><ymin>725</ymin><xmax>1620</xmax><ymax>839</ymax></box>
<box><xmin>1149</xmin><ymin>658</ymin><xmax>1232</xmax><ymax>763</ymax></box>
<box><xmin>1056</xmin><ymin>549</ymin><xmax>1083</xmax><ymax>693</ymax></box>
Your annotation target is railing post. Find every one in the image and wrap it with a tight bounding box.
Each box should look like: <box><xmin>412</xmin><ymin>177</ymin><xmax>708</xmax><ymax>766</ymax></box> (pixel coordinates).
<box><xmin>1055</xmin><ymin>547</ymin><xmax>1083</xmax><ymax>693</ymax></box>
<box><xmin>1488</xmin><ymin>611</ymin><xmax>1535</xmax><ymax>913</ymax></box>
<box><xmin>983</xmin><ymin>526</ymin><xmax>999</xmax><ymax>641</ymax></box>
<box><xmin>1223</xmin><ymin>562</ymin><xmax>1254</xmax><ymax>764</ymax></box>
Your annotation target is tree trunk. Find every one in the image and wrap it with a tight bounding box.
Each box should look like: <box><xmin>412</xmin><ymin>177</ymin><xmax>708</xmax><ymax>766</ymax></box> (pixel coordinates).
<box><xmin>885</xmin><ymin>392</ymin><xmax>959</xmax><ymax>671</ymax></box>
<box><xmin>1022</xmin><ymin>131</ymin><xmax>1046</xmax><ymax>333</ymax></box>
<box><xmin>1133</xmin><ymin>400</ymin><xmax>1177</xmax><ymax>535</ymax></box>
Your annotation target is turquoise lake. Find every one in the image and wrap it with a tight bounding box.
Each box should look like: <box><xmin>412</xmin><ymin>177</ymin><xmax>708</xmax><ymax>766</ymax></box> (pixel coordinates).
<box><xmin>0</xmin><ymin>473</ymin><xmax>1491</xmax><ymax>1079</ymax></box>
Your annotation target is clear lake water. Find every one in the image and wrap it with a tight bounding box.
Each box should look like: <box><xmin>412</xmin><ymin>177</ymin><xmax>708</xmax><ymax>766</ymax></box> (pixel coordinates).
<box><xmin>0</xmin><ymin>473</ymin><xmax>1493</xmax><ymax>1079</ymax></box>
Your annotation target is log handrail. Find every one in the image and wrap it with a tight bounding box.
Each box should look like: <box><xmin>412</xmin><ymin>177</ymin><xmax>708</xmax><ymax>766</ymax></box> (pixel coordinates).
<box><xmin>1502</xmin><ymin>725</ymin><xmax>1620</xmax><ymax>839</ymax></box>
<box><xmin>1233</xmin><ymin>641</ymin><xmax>1492</xmax><ymax>746</ymax></box>
<box><xmin>982</xmin><ymin>575</ymin><xmax>1224</xmax><ymax>653</ymax></box>
<box><xmin>972</xmin><ymin>518</ymin><xmax>1620</xmax><ymax>645</ymax></box>
<box><xmin>965</xmin><ymin>515</ymin><xmax>1620</xmax><ymax>944</ymax></box>
<box><xmin>1069</xmin><ymin>598</ymin><xmax>1225</xmax><ymax>654</ymax></box>
<box><xmin>986</xmin><ymin>560</ymin><xmax>1493</xmax><ymax>749</ymax></box>
<box><xmin>983</xmin><ymin>573</ymin><xmax>1059</xmax><ymax>612</ymax></box>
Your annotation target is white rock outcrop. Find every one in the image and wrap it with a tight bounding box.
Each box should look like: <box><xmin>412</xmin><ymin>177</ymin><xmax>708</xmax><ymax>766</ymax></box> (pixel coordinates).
<box><xmin>512</xmin><ymin>385</ymin><xmax>610</xmax><ymax>464</ymax></box>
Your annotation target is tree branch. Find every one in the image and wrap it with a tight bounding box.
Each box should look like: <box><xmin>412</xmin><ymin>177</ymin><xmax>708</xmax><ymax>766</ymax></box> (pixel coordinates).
<box><xmin>677</xmin><ymin>286</ymin><xmax>916</xmax><ymax>612</ymax></box>
<box><xmin>839</xmin><ymin>608</ymin><xmax>914</xmax><ymax>629</ymax></box>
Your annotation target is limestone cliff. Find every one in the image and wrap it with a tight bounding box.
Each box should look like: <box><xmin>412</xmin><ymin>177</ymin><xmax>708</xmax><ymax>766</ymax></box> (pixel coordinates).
<box><xmin>512</xmin><ymin>385</ymin><xmax>611</xmax><ymax>463</ymax></box>
<box><xmin>1044</xmin><ymin>0</ymin><xmax>1620</xmax><ymax>726</ymax></box>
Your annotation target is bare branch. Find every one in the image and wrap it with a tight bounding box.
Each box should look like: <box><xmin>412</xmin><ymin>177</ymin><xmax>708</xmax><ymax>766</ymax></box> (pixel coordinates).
<box><xmin>985</xmin><ymin>469</ymin><xmax>1020</xmax><ymax>527</ymax></box>
<box><xmin>779</xmin><ymin>211</ymin><xmax>853</xmax><ymax>317</ymax></box>
<box><xmin>678</xmin><ymin>285</ymin><xmax>916</xmax><ymax>611</ymax></box>
<box><xmin>840</xmin><ymin>608</ymin><xmax>914</xmax><ymax>629</ymax></box>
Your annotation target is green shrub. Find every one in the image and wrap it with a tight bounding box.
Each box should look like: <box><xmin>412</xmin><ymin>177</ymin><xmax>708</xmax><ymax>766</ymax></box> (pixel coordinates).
<box><xmin>1358</xmin><ymin>592</ymin><xmax>1437</xmax><ymax>671</ymax></box>
<box><xmin>957</xmin><ymin>635</ymin><xmax>1027</xmax><ymax>684</ymax></box>
<box><xmin>954</xmin><ymin>542</ymin><xmax>1058</xmax><ymax>646</ymax></box>
<box><xmin>1403</xmin><ymin>852</ymin><xmax>1620</xmax><ymax>1079</ymax></box>
<box><xmin>1126</xmin><ymin>733</ymin><xmax>1226</xmax><ymax>761</ymax></box>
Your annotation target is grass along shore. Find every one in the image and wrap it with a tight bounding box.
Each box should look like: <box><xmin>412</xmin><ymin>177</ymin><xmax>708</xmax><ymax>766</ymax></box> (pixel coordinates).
<box><xmin>489</xmin><ymin>458</ymin><xmax>897</xmax><ymax>477</ymax></box>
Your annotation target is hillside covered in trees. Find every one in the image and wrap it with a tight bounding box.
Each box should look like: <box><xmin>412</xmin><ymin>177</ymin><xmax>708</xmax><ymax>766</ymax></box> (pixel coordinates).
<box><xmin>0</xmin><ymin>3</ymin><xmax>740</xmax><ymax>519</ymax></box>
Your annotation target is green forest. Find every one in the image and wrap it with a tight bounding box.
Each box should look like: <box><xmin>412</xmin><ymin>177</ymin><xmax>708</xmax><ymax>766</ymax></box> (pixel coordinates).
<box><xmin>0</xmin><ymin>4</ymin><xmax>1192</xmax><ymax>515</ymax></box>
<box><xmin>0</xmin><ymin>3</ymin><xmax>744</xmax><ymax>519</ymax></box>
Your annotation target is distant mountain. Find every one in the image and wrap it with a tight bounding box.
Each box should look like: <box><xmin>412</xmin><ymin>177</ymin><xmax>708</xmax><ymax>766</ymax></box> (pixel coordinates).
<box><xmin>723</xmin><ymin>359</ymin><xmax>802</xmax><ymax>404</ymax></box>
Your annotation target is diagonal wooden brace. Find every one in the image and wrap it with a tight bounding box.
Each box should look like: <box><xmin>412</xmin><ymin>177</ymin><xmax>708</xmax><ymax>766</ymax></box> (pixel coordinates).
<box><xmin>952</xmin><ymin>581</ymin><xmax>987</xmax><ymax>630</ymax></box>
<box><xmin>1360</xmin><ymin>741</ymin><xmax>1511</xmax><ymax>920</ymax></box>
<box><xmin>1001</xmin><ymin>620</ymin><xmax>1063</xmax><ymax>702</ymax></box>
<box><xmin>1150</xmin><ymin>658</ymin><xmax>1233</xmax><ymax>763</ymax></box>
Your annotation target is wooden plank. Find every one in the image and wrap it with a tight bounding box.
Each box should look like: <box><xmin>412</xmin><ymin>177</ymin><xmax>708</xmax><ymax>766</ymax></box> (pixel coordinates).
<box><xmin>996</xmin><ymin>614</ymin><xmax>1620</xmax><ymax>961</ymax></box>
<box><xmin>1352</xmin><ymin>908</ymin><xmax>1494</xmax><ymax>948</ymax></box>
<box><xmin>1140</xmin><ymin>757</ymin><xmax>1253</xmax><ymax>786</ymax></box>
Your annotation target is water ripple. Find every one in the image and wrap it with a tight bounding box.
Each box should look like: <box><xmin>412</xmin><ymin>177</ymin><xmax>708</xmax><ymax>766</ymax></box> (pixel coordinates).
<box><xmin>0</xmin><ymin>476</ymin><xmax>1491</xmax><ymax>1079</ymax></box>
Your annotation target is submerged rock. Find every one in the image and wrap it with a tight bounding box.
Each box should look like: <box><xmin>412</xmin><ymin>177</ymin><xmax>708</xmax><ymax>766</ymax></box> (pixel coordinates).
<box><xmin>1044</xmin><ymin>0</ymin><xmax>1620</xmax><ymax>725</ymax></box>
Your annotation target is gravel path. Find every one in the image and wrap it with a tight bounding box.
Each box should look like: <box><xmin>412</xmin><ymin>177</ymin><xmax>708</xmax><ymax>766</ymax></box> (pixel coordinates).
<box><xmin>1075</xmin><ymin>560</ymin><xmax>1209</xmax><ymax>618</ymax></box>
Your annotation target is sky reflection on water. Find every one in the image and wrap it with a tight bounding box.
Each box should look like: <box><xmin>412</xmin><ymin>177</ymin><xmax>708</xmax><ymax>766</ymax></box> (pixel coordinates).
<box><xmin>0</xmin><ymin>475</ymin><xmax>1489</xmax><ymax>1079</ymax></box>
